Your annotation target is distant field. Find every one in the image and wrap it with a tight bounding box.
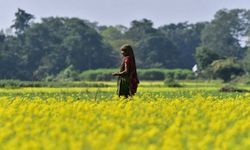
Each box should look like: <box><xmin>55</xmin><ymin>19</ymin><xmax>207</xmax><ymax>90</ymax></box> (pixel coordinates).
<box><xmin>0</xmin><ymin>81</ymin><xmax>249</xmax><ymax>149</ymax></box>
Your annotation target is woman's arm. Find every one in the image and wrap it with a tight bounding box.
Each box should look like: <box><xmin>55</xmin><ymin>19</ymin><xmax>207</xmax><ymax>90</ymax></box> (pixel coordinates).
<box><xmin>112</xmin><ymin>57</ymin><xmax>130</xmax><ymax>76</ymax></box>
<box><xmin>112</xmin><ymin>63</ymin><xmax>129</xmax><ymax>76</ymax></box>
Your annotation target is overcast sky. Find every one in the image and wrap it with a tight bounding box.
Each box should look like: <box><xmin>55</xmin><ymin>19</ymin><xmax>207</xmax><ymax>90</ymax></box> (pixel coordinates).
<box><xmin>1</xmin><ymin>0</ymin><xmax>250</xmax><ymax>30</ymax></box>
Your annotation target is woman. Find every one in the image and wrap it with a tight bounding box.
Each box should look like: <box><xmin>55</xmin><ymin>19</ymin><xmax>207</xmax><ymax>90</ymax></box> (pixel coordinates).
<box><xmin>112</xmin><ymin>44</ymin><xmax>139</xmax><ymax>97</ymax></box>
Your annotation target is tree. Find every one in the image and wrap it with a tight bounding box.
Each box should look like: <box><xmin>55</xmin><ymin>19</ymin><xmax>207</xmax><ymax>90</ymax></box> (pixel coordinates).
<box><xmin>62</xmin><ymin>18</ymin><xmax>115</xmax><ymax>70</ymax></box>
<box><xmin>11</xmin><ymin>8</ymin><xmax>34</xmax><ymax>35</ymax></box>
<box><xmin>135</xmin><ymin>34</ymin><xmax>177</xmax><ymax>68</ymax></box>
<box><xmin>0</xmin><ymin>36</ymin><xmax>25</xmax><ymax>79</ymax></box>
<box><xmin>195</xmin><ymin>9</ymin><xmax>250</xmax><ymax>73</ymax></box>
<box><xmin>100</xmin><ymin>26</ymin><xmax>123</xmax><ymax>41</ymax></box>
<box><xmin>125</xmin><ymin>19</ymin><xmax>158</xmax><ymax>41</ymax></box>
<box><xmin>24</xmin><ymin>17</ymin><xmax>116</xmax><ymax>80</ymax></box>
<box><xmin>195</xmin><ymin>46</ymin><xmax>219</xmax><ymax>70</ymax></box>
<box><xmin>0</xmin><ymin>9</ymin><xmax>36</xmax><ymax>80</ymax></box>
<box><xmin>200</xmin><ymin>9</ymin><xmax>247</xmax><ymax>58</ymax></box>
<box><xmin>100</xmin><ymin>25</ymin><xmax>134</xmax><ymax>64</ymax></box>
<box><xmin>242</xmin><ymin>10</ymin><xmax>250</xmax><ymax>74</ymax></box>
<box><xmin>243</xmin><ymin>48</ymin><xmax>250</xmax><ymax>73</ymax></box>
<box><xmin>209</xmin><ymin>58</ymin><xmax>244</xmax><ymax>82</ymax></box>
<box><xmin>0</xmin><ymin>30</ymin><xmax>5</xmax><ymax>43</ymax></box>
<box><xmin>159</xmin><ymin>22</ymin><xmax>207</xmax><ymax>68</ymax></box>
<box><xmin>23</xmin><ymin>18</ymin><xmax>66</xmax><ymax>79</ymax></box>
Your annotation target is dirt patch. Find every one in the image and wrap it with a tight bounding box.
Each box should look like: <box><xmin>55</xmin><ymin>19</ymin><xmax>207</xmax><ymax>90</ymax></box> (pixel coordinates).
<box><xmin>219</xmin><ymin>87</ymin><xmax>249</xmax><ymax>93</ymax></box>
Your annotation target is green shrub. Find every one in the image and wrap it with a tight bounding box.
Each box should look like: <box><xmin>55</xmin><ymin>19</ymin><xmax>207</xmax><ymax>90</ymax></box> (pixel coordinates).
<box><xmin>209</xmin><ymin>58</ymin><xmax>244</xmax><ymax>82</ymax></box>
<box><xmin>0</xmin><ymin>80</ymin><xmax>22</xmax><ymax>88</ymax></box>
<box><xmin>79</xmin><ymin>69</ymin><xmax>116</xmax><ymax>81</ymax></box>
<box><xmin>164</xmin><ymin>75</ymin><xmax>183</xmax><ymax>88</ymax></box>
<box><xmin>79</xmin><ymin>68</ymin><xmax>194</xmax><ymax>81</ymax></box>
<box><xmin>138</xmin><ymin>70</ymin><xmax>165</xmax><ymax>80</ymax></box>
<box><xmin>0</xmin><ymin>80</ymin><xmax>109</xmax><ymax>88</ymax></box>
<box><xmin>54</xmin><ymin>65</ymin><xmax>80</xmax><ymax>81</ymax></box>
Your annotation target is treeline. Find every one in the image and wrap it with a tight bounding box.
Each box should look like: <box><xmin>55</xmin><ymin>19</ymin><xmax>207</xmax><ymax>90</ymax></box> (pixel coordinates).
<box><xmin>0</xmin><ymin>68</ymin><xmax>193</xmax><ymax>87</ymax></box>
<box><xmin>0</xmin><ymin>8</ymin><xmax>250</xmax><ymax>81</ymax></box>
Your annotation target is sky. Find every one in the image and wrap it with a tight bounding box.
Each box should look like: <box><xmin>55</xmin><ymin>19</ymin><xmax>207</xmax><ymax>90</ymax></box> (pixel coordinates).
<box><xmin>1</xmin><ymin>0</ymin><xmax>250</xmax><ymax>30</ymax></box>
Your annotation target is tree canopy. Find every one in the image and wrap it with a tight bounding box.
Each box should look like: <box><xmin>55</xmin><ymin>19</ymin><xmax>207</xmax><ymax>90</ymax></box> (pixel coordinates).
<box><xmin>0</xmin><ymin>8</ymin><xmax>250</xmax><ymax>81</ymax></box>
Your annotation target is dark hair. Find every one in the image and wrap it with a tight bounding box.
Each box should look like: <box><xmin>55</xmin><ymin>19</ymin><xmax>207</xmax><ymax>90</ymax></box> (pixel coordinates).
<box><xmin>120</xmin><ymin>44</ymin><xmax>134</xmax><ymax>57</ymax></box>
<box><xmin>120</xmin><ymin>44</ymin><xmax>137</xmax><ymax>71</ymax></box>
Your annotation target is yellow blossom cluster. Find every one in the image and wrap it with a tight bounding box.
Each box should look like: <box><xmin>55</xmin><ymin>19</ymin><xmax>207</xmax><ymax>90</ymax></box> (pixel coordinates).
<box><xmin>0</xmin><ymin>89</ymin><xmax>249</xmax><ymax>150</ymax></box>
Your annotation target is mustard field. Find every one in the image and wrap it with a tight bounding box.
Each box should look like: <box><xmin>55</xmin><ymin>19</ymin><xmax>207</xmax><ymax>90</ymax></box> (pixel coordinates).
<box><xmin>0</xmin><ymin>81</ymin><xmax>250</xmax><ymax>150</ymax></box>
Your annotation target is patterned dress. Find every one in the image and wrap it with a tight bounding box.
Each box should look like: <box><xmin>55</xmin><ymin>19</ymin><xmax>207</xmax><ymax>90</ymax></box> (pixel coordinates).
<box><xmin>117</xmin><ymin>56</ymin><xmax>139</xmax><ymax>97</ymax></box>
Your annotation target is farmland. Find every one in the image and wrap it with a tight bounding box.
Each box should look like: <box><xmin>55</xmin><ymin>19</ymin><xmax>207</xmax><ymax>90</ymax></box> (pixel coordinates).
<box><xmin>0</xmin><ymin>81</ymin><xmax>250</xmax><ymax>150</ymax></box>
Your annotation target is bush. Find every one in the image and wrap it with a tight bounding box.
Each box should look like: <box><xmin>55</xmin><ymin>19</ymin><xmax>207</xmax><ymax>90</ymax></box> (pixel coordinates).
<box><xmin>0</xmin><ymin>80</ymin><xmax>23</xmax><ymax>88</ymax></box>
<box><xmin>79</xmin><ymin>69</ymin><xmax>116</xmax><ymax>81</ymax></box>
<box><xmin>164</xmin><ymin>75</ymin><xmax>183</xmax><ymax>88</ymax></box>
<box><xmin>54</xmin><ymin>65</ymin><xmax>80</xmax><ymax>81</ymax></box>
<box><xmin>0</xmin><ymin>80</ymin><xmax>109</xmax><ymax>88</ymax></box>
<box><xmin>137</xmin><ymin>68</ymin><xmax>194</xmax><ymax>81</ymax></box>
<box><xmin>209</xmin><ymin>58</ymin><xmax>244</xmax><ymax>82</ymax></box>
<box><xmin>138</xmin><ymin>70</ymin><xmax>165</xmax><ymax>80</ymax></box>
<box><xmin>79</xmin><ymin>68</ymin><xmax>194</xmax><ymax>81</ymax></box>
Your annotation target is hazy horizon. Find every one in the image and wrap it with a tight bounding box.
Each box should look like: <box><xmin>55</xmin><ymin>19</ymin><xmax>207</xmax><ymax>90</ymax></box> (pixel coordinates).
<box><xmin>1</xmin><ymin>0</ymin><xmax>250</xmax><ymax>30</ymax></box>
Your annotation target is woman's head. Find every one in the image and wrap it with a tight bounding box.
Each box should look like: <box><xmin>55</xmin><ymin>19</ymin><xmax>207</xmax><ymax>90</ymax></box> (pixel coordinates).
<box><xmin>120</xmin><ymin>44</ymin><xmax>133</xmax><ymax>57</ymax></box>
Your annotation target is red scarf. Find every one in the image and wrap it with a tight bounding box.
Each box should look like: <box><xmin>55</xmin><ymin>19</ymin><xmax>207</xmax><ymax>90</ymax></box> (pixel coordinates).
<box><xmin>124</xmin><ymin>56</ymin><xmax>139</xmax><ymax>95</ymax></box>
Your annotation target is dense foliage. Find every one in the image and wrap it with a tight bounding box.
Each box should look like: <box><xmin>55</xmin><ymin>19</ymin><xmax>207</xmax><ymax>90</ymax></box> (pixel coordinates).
<box><xmin>1</xmin><ymin>8</ymin><xmax>250</xmax><ymax>81</ymax></box>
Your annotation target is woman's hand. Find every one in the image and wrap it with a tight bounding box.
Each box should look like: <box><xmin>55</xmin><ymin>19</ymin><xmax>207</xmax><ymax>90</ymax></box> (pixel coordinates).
<box><xmin>112</xmin><ymin>72</ymin><xmax>120</xmax><ymax>76</ymax></box>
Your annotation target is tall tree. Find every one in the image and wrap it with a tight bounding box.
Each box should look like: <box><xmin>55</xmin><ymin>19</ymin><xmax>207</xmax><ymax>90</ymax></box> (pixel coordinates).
<box><xmin>100</xmin><ymin>25</ymin><xmax>134</xmax><ymax>65</ymax></box>
<box><xmin>195</xmin><ymin>46</ymin><xmax>219</xmax><ymax>70</ymax></box>
<box><xmin>24</xmin><ymin>17</ymin><xmax>116</xmax><ymax>80</ymax></box>
<box><xmin>11</xmin><ymin>8</ymin><xmax>34</xmax><ymax>36</ymax></box>
<box><xmin>242</xmin><ymin>10</ymin><xmax>250</xmax><ymax>73</ymax></box>
<box><xmin>0</xmin><ymin>36</ymin><xmax>25</xmax><ymax>79</ymax></box>
<box><xmin>200</xmin><ymin>9</ymin><xmax>247</xmax><ymax>58</ymax></box>
<box><xmin>24</xmin><ymin>17</ymin><xmax>67</xmax><ymax>78</ymax></box>
<box><xmin>159</xmin><ymin>22</ymin><xmax>207</xmax><ymax>68</ymax></box>
<box><xmin>135</xmin><ymin>34</ymin><xmax>177</xmax><ymax>68</ymax></box>
<box><xmin>242</xmin><ymin>48</ymin><xmax>250</xmax><ymax>73</ymax></box>
<box><xmin>125</xmin><ymin>19</ymin><xmax>158</xmax><ymax>41</ymax></box>
<box><xmin>195</xmin><ymin>9</ymin><xmax>249</xmax><ymax>71</ymax></box>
